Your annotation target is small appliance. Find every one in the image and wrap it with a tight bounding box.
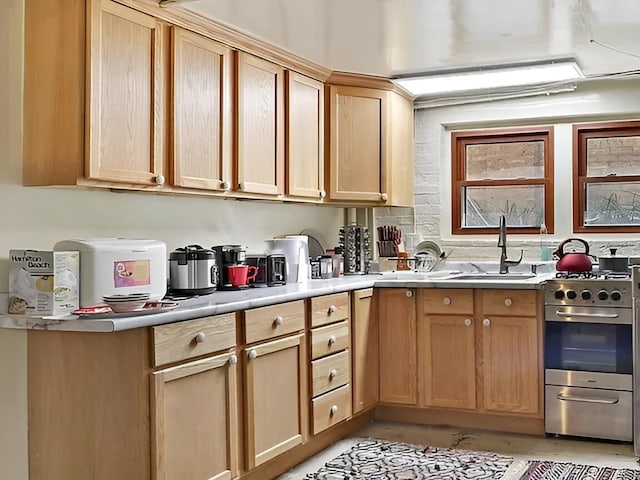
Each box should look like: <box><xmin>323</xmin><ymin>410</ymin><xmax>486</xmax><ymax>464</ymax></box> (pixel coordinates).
<box><xmin>211</xmin><ymin>245</ymin><xmax>248</xmax><ymax>290</ymax></box>
<box><xmin>246</xmin><ymin>254</ymin><xmax>287</xmax><ymax>287</ymax></box>
<box><xmin>168</xmin><ymin>245</ymin><xmax>217</xmax><ymax>295</ymax></box>
<box><xmin>264</xmin><ymin>236</ymin><xmax>309</xmax><ymax>284</ymax></box>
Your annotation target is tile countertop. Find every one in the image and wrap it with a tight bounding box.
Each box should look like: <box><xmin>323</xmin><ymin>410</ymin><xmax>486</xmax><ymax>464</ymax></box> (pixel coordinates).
<box><xmin>0</xmin><ymin>264</ymin><xmax>557</xmax><ymax>333</ymax></box>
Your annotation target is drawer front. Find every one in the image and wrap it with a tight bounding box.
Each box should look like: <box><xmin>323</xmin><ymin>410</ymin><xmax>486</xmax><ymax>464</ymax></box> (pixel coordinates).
<box><xmin>244</xmin><ymin>300</ymin><xmax>305</xmax><ymax>344</ymax></box>
<box><xmin>480</xmin><ymin>290</ymin><xmax>537</xmax><ymax>316</ymax></box>
<box><xmin>310</xmin><ymin>293</ymin><xmax>350</xmax><ymax>327</ymax></box>
<box><xmin>422</xmin><ymin>289</ymin><xmax>474</xmax><ymax>314</ymax></box>
<box><xmin>312</xmin><ymin>384</ymin><xmax>352</xmax><ymax>434</ymax></box>
<box><xmin>310</xmin><ymin>320</ymin><xmax>350</xmax><ymax>360</ymax></box>
<box><xmin>311</xmin><ymin>350</ymin><xmax>350</xmax><ymax>397</ymax></box>
<box><xmin>152</xmin><ymin>313</ymin><xmax>236</xmax><ymax>367</ymax></box>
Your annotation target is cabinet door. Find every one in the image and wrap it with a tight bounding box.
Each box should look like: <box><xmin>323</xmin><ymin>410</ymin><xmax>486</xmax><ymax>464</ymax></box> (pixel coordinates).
<box><xmin>286</xmin><ymin>71</ymin><xmax>325</xmax><ymax>199</ymax></box>
<box><xmin>244</xmin><ymin>334</ymin><xmax>307</xmax><ymax>469</ymax></box>
<box><xmin>351</xmin><ymin>288</ymin><xmax>378</xmax><ymax>413</ymax></box>
<box><xmin>388</xmin><ymin>92</ymin><xmax>414</xmax><ymax>207</ymax></box>
<box><xmin>418</xmin><ymin>313</ymin><xmax>476</xmax><ymax>409</ymax></box>
<box><xmin>171</xmin><ymin>27</ymin><xmax>233</xmax><ymax>191</ymax></box>
<box><xmin>236</xmin><ymin>52</ymin><xmax>285</xmax><ymax>195</ymax></box>
<box><xmin>87</xmin><ymin>0</ymin><xmax>167</xmax><ymax>185</ymax></box>
<box><xmin>151</xmin><ymin>351</ymin><xmax>239</xmax><ymax>480</ymax></box>
<box><xmin>327</xmin><ymin>85</ymin><xmax>387</xmax><ymax>202</ymax></box>
<box><xmin>481</xmin><ymin>315</ymin><xmax>540</xmax><ymax>414</ymax></box>
<box><xmin>378</xmin><ymin>288</ymin><xmax>417</xmax><ymax>405</ymax></box>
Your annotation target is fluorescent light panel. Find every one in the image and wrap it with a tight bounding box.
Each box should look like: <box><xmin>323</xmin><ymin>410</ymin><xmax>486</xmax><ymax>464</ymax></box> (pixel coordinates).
<box><xmin>395</xmin><ymin>60</ymin><xmax>584</xmax><ymax>96</ymax></box>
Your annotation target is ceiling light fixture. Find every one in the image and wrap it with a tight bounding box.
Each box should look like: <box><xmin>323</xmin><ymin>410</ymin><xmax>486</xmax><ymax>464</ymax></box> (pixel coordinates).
<box><xmin>394</xmin><ymin>58</ymin><xmax>584</xmax><ymax>96</ymax></box>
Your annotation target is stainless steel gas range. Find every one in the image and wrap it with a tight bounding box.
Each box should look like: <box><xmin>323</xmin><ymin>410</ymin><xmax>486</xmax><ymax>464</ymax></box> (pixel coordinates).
<box><xmin>544</xmin><ymin>272</ymin><xmax>633</xmax><ymax>443</ymax></box>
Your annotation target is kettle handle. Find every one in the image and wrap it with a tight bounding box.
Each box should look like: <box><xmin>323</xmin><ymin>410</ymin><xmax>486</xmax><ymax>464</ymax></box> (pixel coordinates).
<box><xmin>554</xmin><ymin>238</ymin><xmax>590</xmax><ymax>258</ymax></box>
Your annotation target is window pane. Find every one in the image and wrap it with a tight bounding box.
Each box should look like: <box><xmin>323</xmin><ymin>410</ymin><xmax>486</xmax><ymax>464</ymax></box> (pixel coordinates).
<box><xmin>463</xmin><ymin>185</ymin><xmax>544</xmax><ymax>227</ymax></box>
<box><xmin>586</xmin><ymin>137</ymin><xmax>640</xmax><ymax>177</ymax></box>
<box><xmin>465</xmin><ymin>141</ymin><xmax>544</xmax><ymax>180</ymax></box>
<box><xmin>584</xmin><ymin>182</ymin><xmax>640</xmax><ymax>225</ymax></box>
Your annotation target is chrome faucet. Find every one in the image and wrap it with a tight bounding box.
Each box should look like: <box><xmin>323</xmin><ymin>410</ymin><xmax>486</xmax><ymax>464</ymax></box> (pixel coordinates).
<box><xmin>498</xmin><ymin>215</ymin><xmax>523</xmax><ymax>274</ymax></box>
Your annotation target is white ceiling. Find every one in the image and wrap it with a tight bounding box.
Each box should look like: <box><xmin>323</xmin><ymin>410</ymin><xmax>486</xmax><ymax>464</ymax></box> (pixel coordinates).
<box><xmin>183</xmin><ymin>0</ymin><xmax>640</xmax><ymax>78</ymax></box>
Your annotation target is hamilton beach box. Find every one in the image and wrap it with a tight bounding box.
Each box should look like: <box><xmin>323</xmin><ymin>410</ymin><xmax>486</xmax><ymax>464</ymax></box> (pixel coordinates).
<box><xmin>53</xmin><ymin>238</ymin><xmax>167</xmax><ymax>307</ymax></box>
<box><xmin>9</xmin><ymin>250</ymin><xmax>80</xmax><ymax>316</ymax></box>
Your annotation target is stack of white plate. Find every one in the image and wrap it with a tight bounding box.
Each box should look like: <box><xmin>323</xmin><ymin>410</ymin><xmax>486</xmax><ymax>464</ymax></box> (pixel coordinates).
<box><xmin>101</xmin><ymin>293</ymin><xmax>150</xmax><ymax>313</ymax></box>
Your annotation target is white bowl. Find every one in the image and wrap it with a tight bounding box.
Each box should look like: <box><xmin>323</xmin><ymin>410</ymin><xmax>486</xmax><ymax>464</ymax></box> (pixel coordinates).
<box><xmin>105</xmin><ymin>299</ymin><xmax>148</xmax><ymax>313</ymax></box>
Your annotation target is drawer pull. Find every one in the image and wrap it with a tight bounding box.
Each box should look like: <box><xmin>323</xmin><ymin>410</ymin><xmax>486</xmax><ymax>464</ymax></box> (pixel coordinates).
<box><xmin>228</xmin><ymin>354</ymin><xmax>238</xmax><ymax>365</ymax></box>
<box><xmin>405</xmin><ymin>290</ymin><xmax>413</xmax><ymax>298</ymax></box>
<box><xmin>443</xmin><ymin>296</ymin><xmax>451</xmax><ymax>305</ymax></box>
<box><xmin>483</xmin><ymin>318</ymin><xmax>491</xmax><ymax>327</ymax></box>
<box><xmin>328</xmin><ymin>335</ymin><xmax>337</xmax><ymax>346</ymax></box>
<box><xmin>330</xmin><ymin>404</ymin><xmax>339</xmax><ymax>415</ymax></box>
<box><xmin>194</xmin><ymin>332</ymin><xmax>206</xmax><ymax>344</ymax></box>
<box><xmin>464</xmin><ymin>318</ymin><xmax>472</xmax><ymax>327</ymax></box>
<box><xmin>504</xmin><ymin>298</ymin><xmax>513</xmax><ymax>307</ymax></box>
<box><xmin>557</xmin><ymin>393</ymin><xmax>619</xmax><ymax>404</ymax></box>
<box><xmin>328</xmin><ymin>304</ymin><xmax>337</xmax><ymax>314</ymax></box>
<box><xmin>273</xmin><ymin>315</ymin><xmax>284</xmax><ymax>327</ymax></box>
<box><xmin>329</xmin><ymin>368</ymin><xmax>338</xmax><ymax>379</ymax></box>
<box><xmin>247</xmin><ymin>349</ymin><xmax>257</xmax><ymax>360</ymax></box>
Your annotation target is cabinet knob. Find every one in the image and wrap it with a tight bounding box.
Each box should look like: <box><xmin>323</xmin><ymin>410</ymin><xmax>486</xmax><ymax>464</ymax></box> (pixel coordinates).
<box><xmin>273</xmin><ymin>315</ymin><xmax>284</xmax><ymax>326</ymax></box>
<box><xmin>405</xmin><ymin>290</ymin><xmax>414</xmax><ymax>298</ymax></box>
<box><xmin>443</xmin><ymin>297</ymin><xmax>451</xmax><ymax>305</ymax></box>
<box><xmin>328</xmin><ymin>304</ymin><xmax>337</xmax><ymax>314</ymax></box>
<box><xmin>248</xmin><ymin>349</ymin><xmax>257</xmax><ymax>360</ymax></box>
<box><xmin>238</xmin><ymin>182</ymin><xmax>245</xmax><ymax>191</ymax></box>
<box><xmin>504</xmin><ymin>298</ymin><xmax>513</xmax><ymax>307</ymax></box>
<box><xmin>330</xmin><ymin>404</ymin><xmax>338</xmax><ymax>415</ymax></box>
<box><xmin>483</xmin><ymin>318</ymin><xmax>491</xmax><ymax>327</ymax></box>
<box><xmin>228</xmin><ymin>354</ymin><xmax>238</xmax><ymax>365</ymax></box>
<box><xmin>194</xmin><ymin>332</ymin><xmax>206</xmax><ymax>344</ymax></box>
<box><xmin>464</xmin><ymin>318</ymin><xmax>472</xmax><ymax>327</ymax></box>
<box><xmin>154</xmin><ymin>174</ymin><xmax>165</xmax><ymax>185</ymax></box>
<box><xmin>329</xmin><ymin>368</ymin><xmax>338</xmax><ymax>379</ymax></box>
<box><xmin>221</xmin><ymin>180</ymin><xmax>231</xmax><ymax>191</ymax></box>
<box><xmin>319</xmin><ymin>190</ymin><xmax>326</xmax><ymax>199</ymax></box>
<box><xmin>380</xmin><ymin>192</ymin><xmax>388</xmax><ymax>201</ymax></box>
<box><xmin>328</xmin><ymin>335</ymin><xmax>337</xmax><ymax>346</ymax></box>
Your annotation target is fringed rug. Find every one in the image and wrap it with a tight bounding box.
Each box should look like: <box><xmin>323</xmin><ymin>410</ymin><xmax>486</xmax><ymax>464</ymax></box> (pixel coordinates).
<box><xmin>303</xmin><ymin>439</ymin><xmax>640</xmax><ymax>480</ymax></box>
<box><xmin>303</xmin><ymin>438</ymin><xmax>514</xmax><ymax>479</ymax></box>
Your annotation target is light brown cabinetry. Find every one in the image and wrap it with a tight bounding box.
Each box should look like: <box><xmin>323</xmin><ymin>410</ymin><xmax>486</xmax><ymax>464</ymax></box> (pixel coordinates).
<box><xmin>286</xmin><ymin>72</ymin><xmax>325</xmax><ymax>200</ymax></box>
<box><xmin>351</xmin><ymin>288</ymin><xmax>378</xmax><ymax>413</ymax></box>
<box><xmin>377</xmin><ymin>288</ymin><xmax>417</xmax><ymax>405</ymax></box>
<box><xmin>308</xmin><ymin>293</ymin><xmax>352</xmax><ymax>434</ymax></box>
<box><xmin>236</xmin><ymin>52</ymin><xmax>285</xmax><ymax>196</ymax></box>
<box><xmin>417</xmin><ymin>289</ymin><xmax>541</xmax><ymax>416</ymax></box>
<box><xmin>171</xmin><ymin>27</ymin><xmax>233</xmax><ymax>192</ymax></box>
<box><xmin>241</xmin><ymin>302</ymin><xmax>307</xmax><ymax>469</ymax></box>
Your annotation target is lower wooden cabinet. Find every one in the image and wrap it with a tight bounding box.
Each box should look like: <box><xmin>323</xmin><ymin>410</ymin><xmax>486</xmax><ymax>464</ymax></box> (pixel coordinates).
<box><xmin>377</xmin><ymin>288</ymin><xmax>417</xmax><ymax>405</ymax></box>
<box><xmin>243</xmin><ymin>334</ymin><xmax>307</xmax><ymax>469</ymax></box>
<box><xmin>151</xmin><ymin>351</ymin><xmax>239</xmax><ymax>480</ymax></box>
<box><xmin>351</xmin><ymin>288</ymin><xmax>378</xmax><ymax>413</ymax></box>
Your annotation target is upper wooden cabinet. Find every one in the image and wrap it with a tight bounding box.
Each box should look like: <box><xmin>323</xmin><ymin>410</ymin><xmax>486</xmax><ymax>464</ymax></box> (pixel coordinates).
<box><xmin>286</xmin><ymin>72</ymin><xmax>325</xmax><ymax>200</ymax></box>
<box><xmin>326</xmin><ymin>81</ymin><xmax>414</xmax><ymax>206</ymax></box>
<box><xmin>236</xmin><ymin>52</ymin><xmax>285</xmax><ymax>196</ymax></box>
<box><xmin>171</xmin><ymin>27</ymin><xmax>233</xmax><ymax>192</ymax></box>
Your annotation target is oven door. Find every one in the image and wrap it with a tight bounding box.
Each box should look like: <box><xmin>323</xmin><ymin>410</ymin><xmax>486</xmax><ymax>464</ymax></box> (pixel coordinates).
<box><xmin>544</xmin><ymin>305</ymin><xmax>632</xmax><ymax>375</ymax></box>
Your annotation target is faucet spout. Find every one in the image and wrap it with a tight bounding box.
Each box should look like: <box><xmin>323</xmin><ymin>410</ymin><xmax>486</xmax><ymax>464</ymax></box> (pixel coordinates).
<box><xmin>497</xmin><ymin>215</ymin><xmax>523</xmax><ymax>274</ymax></box>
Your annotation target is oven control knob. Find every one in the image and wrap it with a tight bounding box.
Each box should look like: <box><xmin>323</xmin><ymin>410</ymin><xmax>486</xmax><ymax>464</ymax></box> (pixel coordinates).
<box><xmin>566</xmin><ymin>290</ymin><xmax>577</xmax><ymax>300</ymax></box>
<box><xmin>554</xmin><ymin>290</ymin><xmax>565</xmax><ymax>300</ymax></box>
<box><xmin>580</xmin><ymin>290</ymin><xmax>592</xmax><ymax>300</ymax></box>
<box><xmin>611</xmin><ymin>290</ymin><xmax>622</xmax><ymax>301</ymax></box>
<box><xmin>598</xmin><ymin>290</ymin><xmax>609</xmax><ymax>301</ymax></box>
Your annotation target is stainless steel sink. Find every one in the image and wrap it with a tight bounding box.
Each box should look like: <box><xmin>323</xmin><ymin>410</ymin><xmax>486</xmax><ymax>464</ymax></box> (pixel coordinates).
<box><xmin>448</xmin><ymin>273</ymin><xmax>536</xmax><ymax>280</ymax></box>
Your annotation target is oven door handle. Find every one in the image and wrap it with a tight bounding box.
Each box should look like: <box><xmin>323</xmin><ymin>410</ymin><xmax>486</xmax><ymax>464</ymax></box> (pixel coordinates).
<box><xmin>554</xmin><ymin>311</ymin><xmax>621</xmax><ymax>323</ymax></box>
<box><xmin>557</xmin><ymin>393</ymin><xmax>620</xmax><ymax>404</ymax></box>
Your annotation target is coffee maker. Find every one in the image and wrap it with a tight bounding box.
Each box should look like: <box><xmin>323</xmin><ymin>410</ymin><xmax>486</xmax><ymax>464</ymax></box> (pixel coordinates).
<box><xmin>211</xmin><ymin>245</ymin><xmax>247</xmax><ymax>290</ymax></box>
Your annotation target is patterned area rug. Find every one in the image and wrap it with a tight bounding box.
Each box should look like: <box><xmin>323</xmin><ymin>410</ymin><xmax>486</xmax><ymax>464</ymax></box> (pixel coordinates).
<box><xmin>303</xmin><ymin>439</ymin><xmax>640</xmax><ymax>480</ymax></box>
<box><xmin>303</xmin><ymin>439</ymin><xmax>514</xmax><ymax>479</ymax></box>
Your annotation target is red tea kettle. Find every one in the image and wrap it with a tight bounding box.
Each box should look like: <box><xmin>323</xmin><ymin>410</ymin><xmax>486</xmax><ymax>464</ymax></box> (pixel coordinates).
<box><xmin>553</xmin><ymin>238</ymin><xmax>593</xmax><ymax>272</ymax></box>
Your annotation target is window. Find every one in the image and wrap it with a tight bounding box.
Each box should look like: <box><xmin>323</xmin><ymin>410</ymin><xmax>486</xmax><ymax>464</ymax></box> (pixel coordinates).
<box><xmin>451</xmin><ymin>127</ymin><xmax>554</xmax><ymax>234</ymax></box>
<box><xmin>573</xmin><ymin>120</ymin><xmax>640</xmax><ymax>232</ymax></box>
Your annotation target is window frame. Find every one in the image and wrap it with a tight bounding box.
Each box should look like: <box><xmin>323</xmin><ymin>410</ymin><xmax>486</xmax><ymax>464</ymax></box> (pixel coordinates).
<box><xmin>573</xmin><ymin>120</ymin><xmax>640</xmax><ymax>233</ymax></box>
<box><xmin>451</xmin><ymin>126</ymin><xmax>555</xmax><ymax>235</ymax></box>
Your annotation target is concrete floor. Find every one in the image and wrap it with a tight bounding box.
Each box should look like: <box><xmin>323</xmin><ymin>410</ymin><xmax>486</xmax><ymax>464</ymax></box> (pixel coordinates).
<box><xmin>278</xmin><ymin>420</ymin><xmax>639</xmax><ymax>479</ymax></box>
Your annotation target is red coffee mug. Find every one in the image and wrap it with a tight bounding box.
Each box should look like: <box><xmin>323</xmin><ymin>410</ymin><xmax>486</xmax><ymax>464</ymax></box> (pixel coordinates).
<box><xmin>227</xmin><ymin>264</ymin><xmax>258</xmax><ymax>286</ymax></box>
